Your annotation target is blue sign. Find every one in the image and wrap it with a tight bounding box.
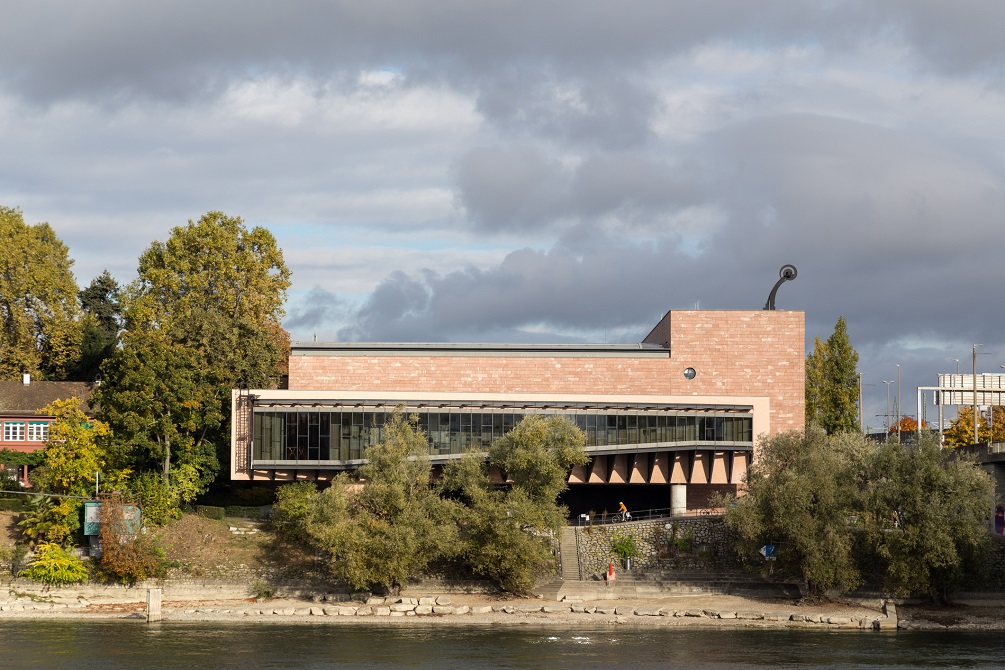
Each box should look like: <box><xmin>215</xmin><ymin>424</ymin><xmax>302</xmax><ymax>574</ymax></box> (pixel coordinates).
<box><xmin>759</xmin><ymin>544</ymin><xmax>777</xmax><ymax>560</ymax></box>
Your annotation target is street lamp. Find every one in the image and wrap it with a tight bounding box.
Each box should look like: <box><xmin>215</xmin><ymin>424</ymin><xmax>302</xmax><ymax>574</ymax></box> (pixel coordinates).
<box><xmin>974</xmin><ymin>345</ymin><xmax>983</xmax><ymax>444</ymax></box>
<box><xmin>883</xmin><ymin>381</ymin><xmax>895</xmax><ymax>435</ymax></box>
<box><xmin>858</xmin><ymin>372</ymin><xmax>865</xmax><ymax>435</ymax></box>
<box><xmin>893</xmin><ymin>364</ymin><xmax>901</xmax><ymax>443</ymax></box>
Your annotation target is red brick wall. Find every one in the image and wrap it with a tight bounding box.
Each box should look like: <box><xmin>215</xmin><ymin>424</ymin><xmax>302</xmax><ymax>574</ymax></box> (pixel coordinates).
<box><xmin>660</xmin><ymin>310</ymin><xmax>804</xmax><ymax>434</ymax></box>
<box><xmin>287</xmin><ymin>310</ymin><xmax>804</xmax><ymax>436</ymax></box>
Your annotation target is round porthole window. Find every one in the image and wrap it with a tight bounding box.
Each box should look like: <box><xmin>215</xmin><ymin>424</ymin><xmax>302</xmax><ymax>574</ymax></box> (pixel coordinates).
<box><xmin>683</xmin><ymin>367</ymin><xmax>696</xmax><ymax>380</ymax></box>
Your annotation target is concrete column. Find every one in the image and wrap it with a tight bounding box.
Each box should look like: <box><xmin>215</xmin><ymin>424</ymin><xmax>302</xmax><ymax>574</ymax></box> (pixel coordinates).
<box><xmin>671</xmin><ymin>484</ymin><xmax>687</xmax><ymax>517</ymax></box>
<box><xmin>147</xmin><ymin>588</ymin><xmax>162</xmax><ymax>623</ymax></box>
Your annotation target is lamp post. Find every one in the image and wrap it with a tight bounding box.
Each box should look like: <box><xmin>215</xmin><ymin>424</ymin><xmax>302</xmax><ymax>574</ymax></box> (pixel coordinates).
<box><xmin>883</xmin><ymin>380</ymin><xmax>894</xmax><ymax>435</ymax></box>
<box><xmin>974</xmin><ymin>344</ymin><xmax>983</xmax><ymax>444</ymax></box>
<box><xmin>858</xmin><ymin>372</ymin><xmax>865</xmax><ymax>435</ymax></box>
<box><xmin>893</xmin><ymin>363</ymin><xmax>901</xmax><ymax>443</ymax></box>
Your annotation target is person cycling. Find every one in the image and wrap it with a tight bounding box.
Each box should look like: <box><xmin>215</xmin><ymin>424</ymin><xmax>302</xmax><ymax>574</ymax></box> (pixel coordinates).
<box><xmin>617</xmin><ymin>502</ymin><xmax>631</xmax><ymax>522</ymax></box>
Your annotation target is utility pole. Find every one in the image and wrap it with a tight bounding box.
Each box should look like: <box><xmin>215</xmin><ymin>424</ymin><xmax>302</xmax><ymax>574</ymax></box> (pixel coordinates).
<box><xmin>893</xmin><ymin>363</ymin><xmax>901</xmax><ymax>443</ymax></box>
<box><xmin>858</xmin><ymin>372</ymin><xmax>865</xmax><ymax>435</ymax></box>
<box><xmin>974</xmin><ymin>344</ymin><xmax>982</xmax><ymax>444</ymax></box>
<box><xmin>883</xmin><ymin>380</ymin><xmax>894</xmax><ymax>436</ymax></box>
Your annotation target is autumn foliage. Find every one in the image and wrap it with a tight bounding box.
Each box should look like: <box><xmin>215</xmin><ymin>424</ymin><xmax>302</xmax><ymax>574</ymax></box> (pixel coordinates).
<box><xmin>97</xmin><ymin>495</ymin><xmax>166</xmax><ymax>584</ymax></box>
<box><xmin>887</xmin><ymin>416</ymin><xmax>929</xmax><ymax>434</ymax></box>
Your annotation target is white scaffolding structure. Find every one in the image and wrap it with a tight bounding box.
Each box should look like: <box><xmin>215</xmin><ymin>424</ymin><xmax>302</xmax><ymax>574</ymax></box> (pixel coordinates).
<box><xmin>918</xmin><ymin>374</ymin><xmax>1005</xmax><ymax>440</ymax></box>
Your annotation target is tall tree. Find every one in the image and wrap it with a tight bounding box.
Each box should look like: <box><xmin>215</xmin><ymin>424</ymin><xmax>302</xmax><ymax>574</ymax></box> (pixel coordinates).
<box><xmin>70</xmin><ymin>270</ymin><xmax>121</xmax><ymax>381</ymax></box>
<box><xmin>722</xmin><ymin>429</ymin><xmax>994</xmax><ymax>597</ymax></box>
<box><xmin>805</xmin><ymin>316</ymin><xmax>859</xmax><ymax>434</ymax></box>
<box><xmin>97</xmin><ymin>211</ymin><xmax>291</xmax><ymax>485</ymax></box>
<box><xmin>944</xmin><ymin>406</ymin><xmax>1005</xmax><ymax>447</ymax></box>
<box><xmin>440</xmin><ymin>415</ymin><xmax>589</xmax><ymax>592</ymax></box>
<box><xmin>272</xmin><ymin>412</ymin><xmax>456</xmax><ymax>593</ymax></box>
<box><xmin>0</xmin><ymin>207</ymin><xmax>81</xmax><ymax>380</ymax></box>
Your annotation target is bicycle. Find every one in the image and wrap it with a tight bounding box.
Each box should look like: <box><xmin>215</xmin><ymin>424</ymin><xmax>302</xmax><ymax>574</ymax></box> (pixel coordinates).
<box><xmin>614</xmin><ymin>511</ymin><xmax>632</xmax><ymax>523</ymax></box>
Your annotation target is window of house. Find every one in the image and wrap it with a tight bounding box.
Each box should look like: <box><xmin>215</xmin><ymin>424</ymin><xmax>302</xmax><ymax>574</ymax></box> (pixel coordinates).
<box><xmin>3</xmin><ymin>422</ymin><xmax>25</xmax><ymax>441</ymax></box>
<box><xmin>27</xmin><ymin>422</ymin><xmax>49</xmax><ymax>442</ymax></box>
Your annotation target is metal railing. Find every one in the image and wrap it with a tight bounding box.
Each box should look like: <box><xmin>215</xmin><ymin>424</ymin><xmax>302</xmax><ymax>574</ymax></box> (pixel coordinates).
<box><xmin>575</xmin><ymin>507</ymin><xmax>722</xmax><ymax>526</ymax></box>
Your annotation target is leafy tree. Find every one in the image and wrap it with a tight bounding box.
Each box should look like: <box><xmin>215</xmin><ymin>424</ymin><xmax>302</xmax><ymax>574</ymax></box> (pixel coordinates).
<box><xmin>98</xmin><ymin>211</ymin><xmax>291</xmax><ymax>486</ymax></box>
<box><xmin>31</xmin><ymin>398</ymin><xmax>112</xmax><ymax>497</ymax></box>
<box><xmin>70</xmin><ymin>270</ymin><xmax>121</xmax><ymax>382</ymax></box>
<box><xmin>272</xmin><ymin>413</ymin><xmax>455</xmax><ymax>593</ymax></box>
<box><xmin>0</xmin><ymin>206</ymin><xmax>81</xmax><ymax>380</ymax></box>
<box><xmin>722</xmin><ymin>429</ymin><xmax>995</xmax><ymax>598</ymax></box>
<box><xmin>24</xmin><ymin>398</ymin><xmax>119</xmax><ymax>545</ymax></box>
<box><xmin>722</xmin><ymin>427</ymin><xmax>866</xmax><ymax>594</ymax></box>
<box><xmin>440</xmin><ymin>415</ymin><xmax>589</xmax><ymax>592</ymax></box>
<box><xmin>862</xmin><ymin>437</ymin><xmax>994</xmax><ymax>598</ymax></box>
<box><xmin>805</xmin><ymin>316</ymin><xmax>859</xmax><ymax>434</ymax></box>
<box><xmin>944</xmin><ymin>406</ymin><xmax>1005</xmax><ymax>448</ymax></box>
<box><xmin>17</xmin><ymin>495</ymin><xmax>78</xmax><ymax>547</ymax></box>
<box><xmin>98</xmin><ymin>333</ymin><xmax>221</xmax><ymax>489</ymax></box>
<box><xmin>889</xmin><ymin>416</ymin><xmax>929</xmax><ymax>435</ymax></box>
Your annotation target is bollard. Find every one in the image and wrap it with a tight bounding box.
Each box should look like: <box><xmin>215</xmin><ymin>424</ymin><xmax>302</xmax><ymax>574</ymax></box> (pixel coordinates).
<box><xmin>147</xmin><ymin>588</ymin><xmax>162</xmax><ymax>623</ymax></box>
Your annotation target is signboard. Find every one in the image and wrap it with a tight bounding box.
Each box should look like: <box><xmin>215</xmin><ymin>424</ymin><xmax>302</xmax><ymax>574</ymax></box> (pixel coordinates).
<box><xmin>759</xmin><ymin>544</ymin><xmax>777</xmax><ymax>560</ymax></box>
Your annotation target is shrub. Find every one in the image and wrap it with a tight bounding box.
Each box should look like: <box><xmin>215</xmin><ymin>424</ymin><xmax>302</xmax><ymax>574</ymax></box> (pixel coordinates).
<box><xmin>0</xmin><ymin>499</ymin><xmax>25</xmax><ymax>512</ymax></box>
<box><xmin>97</xmin><ymin>495</ymin><xmax>166</xmax><ymax>584</ymax></box>
<box><xmin>611</xmin><ymin>530</ymin><xmax>639</xmax><ymax>566</ymax></box>
<box><xmin>0</xmin><ymin>544</ymin><xmax>29</xmax><ymax>575</ymax></box>
<box><xmin>224</xmin><ymin>506</ymin><xmax>262</xmax><ymax>519</ymax></box>
<box><xmin>130</xmin><ymin>471</ymin><xmax>180</xmax><ymax>526</ymax></box>
<box><xmin>19</xmin><ymin>543</ymin><xmax>88</xmax><ymax>585</ymax></box>
<box><xmin>17</xmin><ymin>495</ymin><xmax>81</xmax><ymax>546</ymax></box>
<box><xmin>195</xmin><ymin>505</ymin><xmax>225</xmax><ymax>520</ymax></box>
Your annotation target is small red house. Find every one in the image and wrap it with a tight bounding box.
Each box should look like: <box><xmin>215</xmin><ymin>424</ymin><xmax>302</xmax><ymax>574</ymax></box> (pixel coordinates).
<box><xmin>0</xmin><ymin>375</ymin><xmax>96</xmax><ymax>485</ymax></box>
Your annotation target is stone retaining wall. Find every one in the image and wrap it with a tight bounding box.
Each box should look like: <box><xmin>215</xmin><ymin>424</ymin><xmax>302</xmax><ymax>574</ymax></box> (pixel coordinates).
<box><xmin>0</xmin><ymin>593</ymin><xmax>897</xmax><ymax>630</ymax></box>
<box><xmin>576</xmin><ymin>517</ymin><xmax>741</xmax><ymax>578</ymax></box>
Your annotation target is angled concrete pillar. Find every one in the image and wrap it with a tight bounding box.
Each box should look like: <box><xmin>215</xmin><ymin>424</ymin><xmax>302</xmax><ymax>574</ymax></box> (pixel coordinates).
<box><xmin>650</xmin><ymin>452</ymin><xmax>669</xmax><ymax>484</ymax></box>
<box><xmin>568</xmin><ymin>463</ymin><xmax>588</xmax><ymax>484</ymax></box>
<box><xmin>588</xmin><ymin>455</ymin><xmax>609</xmax><ymax>483</ymax></box>
<box><xmin>629</xmin><ymin>454</ymin><xmax>649</xmax><ymax>483</ymax></box>
<box><xmin>609</xmin><ymin>454</ymin><xmax>629</xmax><ymax>484</ymax></box>
<box><xmin>669</xmin><ymin>453</ymin><xmax>689</xmax><ymax>484</ymax></box>
<box><xmin>730</xmin><ymin>452</ymin><xmax>749</xmax><ymax>485</ymax></box>
<box><xmin>710</xmin><ymin>451</ymin><xmax>729</xmax><ymax>484</ymax></box>
<box><xmin>691</xmin><ymin>451</ymin><xmax>710</xmax><ymax>484</ymax></box>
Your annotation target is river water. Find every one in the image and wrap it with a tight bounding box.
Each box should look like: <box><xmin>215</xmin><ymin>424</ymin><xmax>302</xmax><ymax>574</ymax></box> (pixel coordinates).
<box><xmin>3</xmin><ymin>621</ymin><xmax>1003</xmax><ymax>669</ymax></box>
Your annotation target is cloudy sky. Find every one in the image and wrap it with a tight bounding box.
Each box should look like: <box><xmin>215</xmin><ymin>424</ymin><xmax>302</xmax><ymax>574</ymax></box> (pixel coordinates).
<box><xmin>4</xmin><ymin>1</ymin><xmax>1004</xmax><ymax>429</ymax></box>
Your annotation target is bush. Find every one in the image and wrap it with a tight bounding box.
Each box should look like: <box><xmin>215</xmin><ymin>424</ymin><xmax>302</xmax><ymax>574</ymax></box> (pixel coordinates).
<box><xmin>130</xmin><ymin>472</ymin><xmax>181</xmax><ymax>526</ymax></box>
<box><xmin>17</xmin><ymin>495</ymin><xmax>81</xmax><ymax>546</ymax></box>
<box><xmin>19</xmin><ymin>543</ymin><xmax>88</xmax><ymax>585</ymax></box>
<box><xmin>611</xmin><ymin>530</ymin><xmax>639</xmax><ymax>566</ymax></box>
<box><xmin>224</xmin><ymin>506</ymin><xmax>262</xmax><ymax>519</ymax></box>
<box><xmin>195</xmin><ymin>505</ymin><xmax>225</xmax><ymax>520</ymax></box>
<box><xmin>0</xmin><ymin>499</ymin><xmax>25</xmax><ymax>512</ymax></box>
<box><xmin>0</xmin><ymin>544</ymin><xmax>28</xmax><ymax>575</ymax></box>
<box><xmin>97</xmin><ymin>495</ymin><xmax>166</xmax><ymax>585</ymax></box>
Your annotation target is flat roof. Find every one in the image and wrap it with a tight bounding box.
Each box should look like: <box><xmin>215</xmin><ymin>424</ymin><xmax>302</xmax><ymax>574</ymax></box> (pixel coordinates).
<box><xmin>291</xmin><ymin>342</ymin><xmax>670</xmax><ymax>358</ymax></box>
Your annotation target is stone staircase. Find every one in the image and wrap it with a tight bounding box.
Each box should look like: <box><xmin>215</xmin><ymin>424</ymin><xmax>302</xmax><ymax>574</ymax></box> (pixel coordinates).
<box><xmin>533</xmin><ymin>525</ymin><xmax>803</xmax><ymax>602</ymax></box>
<box><xmin>559</xmin><ymin>527</ymin><xmax>580</xmax><ymax>581</ymax></box>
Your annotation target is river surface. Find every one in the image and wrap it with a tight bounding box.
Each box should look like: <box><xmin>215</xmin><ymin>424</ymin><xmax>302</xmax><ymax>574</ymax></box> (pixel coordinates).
<box><xmin>3</xmin><ymin>621</ymin><xmax>1003</xmax><ymax>669</ymax></box>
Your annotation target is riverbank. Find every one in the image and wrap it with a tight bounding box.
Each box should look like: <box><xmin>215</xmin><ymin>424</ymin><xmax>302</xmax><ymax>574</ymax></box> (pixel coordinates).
<box><xmin>2</xmin><ymin>586</ymin><xmax>1003</xmax><ymax>631</ymax></box>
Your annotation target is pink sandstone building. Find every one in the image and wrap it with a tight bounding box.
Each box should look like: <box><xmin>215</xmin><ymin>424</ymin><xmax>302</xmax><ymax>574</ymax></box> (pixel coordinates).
<box><xmin>230</xmin><ymin>309</ymin><xmax>804</xmax><ymax>514</ymax></box>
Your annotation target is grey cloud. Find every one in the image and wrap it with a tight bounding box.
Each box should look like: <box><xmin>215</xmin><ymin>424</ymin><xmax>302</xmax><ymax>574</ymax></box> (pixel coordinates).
<box><xmin>284</xmin><ymin>286</ymin><xmax>349</xmax><ymax>333</ymax></box>
<box><xmin>475</xmin><ymin>74</ymin><xmax>658</xmax><ymax>150</ymax></box>
<box><xmin>454</xmin><ymin>147</ymin><xmax>570</xmax><ymax>230</ymax></box>
<box><xmin>455</xmin><ymin>148</ymin><xmax>704</xmax><ymax>232</ymax></box>
<box><xmin>7</xmin><ymin>2</ymin><xmax>1005</xmax><ymax>105</ymax></box>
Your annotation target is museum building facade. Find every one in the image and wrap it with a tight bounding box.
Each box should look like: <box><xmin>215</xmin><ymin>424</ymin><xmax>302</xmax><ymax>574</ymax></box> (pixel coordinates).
<box><xmin>230</xmin><ymin>309</ymin><xmax>804</xmax><ymax>513</ymax></box>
